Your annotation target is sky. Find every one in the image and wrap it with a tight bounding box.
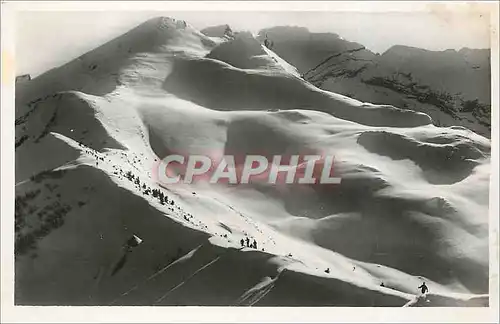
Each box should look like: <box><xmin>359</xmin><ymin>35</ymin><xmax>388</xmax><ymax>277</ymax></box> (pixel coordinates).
<box><xmin>15</xmin><ymin>9</ymin><xmax>492</xmax><ymax>77</ymax></box>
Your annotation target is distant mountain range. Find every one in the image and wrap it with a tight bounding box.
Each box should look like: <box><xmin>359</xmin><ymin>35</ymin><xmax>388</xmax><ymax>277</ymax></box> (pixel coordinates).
<box><xmin>258</xmin><ymin>26</ymin><xmax>491</xmax><ymax>137</ymax></box>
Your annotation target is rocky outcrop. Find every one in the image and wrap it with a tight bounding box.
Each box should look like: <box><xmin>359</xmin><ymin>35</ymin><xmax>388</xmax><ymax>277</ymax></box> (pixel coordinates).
<box><xmin>16</xmin><ymin>74</ymin><xmax>31</xmax><ymax>83</ymax></box>
<box><xmin>201</xmin><ymin>24</ymin><xmax>234</xmax><ymax>39</ymax></box>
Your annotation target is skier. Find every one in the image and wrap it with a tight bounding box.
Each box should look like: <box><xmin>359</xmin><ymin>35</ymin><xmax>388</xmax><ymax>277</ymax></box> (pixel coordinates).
<box><xmin>240</xmin><ymin>239</ymin><xmax>245</xmax><ymax>247</ymax></box>
<box><xmin>418</xmin><ymin>282</ymin><xmax>429</xmax><ymax>295</ymax></box>
<box><xmin>245</xmin><ymin>237</ymin><xmax>250</xmax><ymax>247</ymax></box>
<box><xmin>253</xmin><ymin>240</ymin><xmax>257</xmax><ymax>249</ymax></box>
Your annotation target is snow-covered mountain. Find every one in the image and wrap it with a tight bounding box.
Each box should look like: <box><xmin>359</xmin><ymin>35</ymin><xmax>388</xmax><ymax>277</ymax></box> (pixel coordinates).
<box><xmin>15</xmin><ymin>17</ymin><xmax>490</xmax><ymax>306</ymax></box>
<box><xmin>259</xmin><ymin>26</ymin><xmax>491</xmax><ymax>138</ymax></box>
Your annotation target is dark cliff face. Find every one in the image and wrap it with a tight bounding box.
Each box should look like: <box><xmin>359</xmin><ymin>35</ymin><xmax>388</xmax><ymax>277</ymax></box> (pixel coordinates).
<box><xmin>201</xmin><ymin>24</ymin><xmax>234</xmax><ymax>38</ymax></box>
<box><xmin>359</xmin><ymin>46</ymin><xmax>490</xmax><ymax>135</ymax></box>
<box><xmin>259</xmin><ymin>27</ymin><xmax>491</xmax><ymax>137</ymax></box>
<box><xmin>372</xmin><ymin>45</ymin><xmax>490</xmax><ymax>104</ymax></box>
<box><xmin>258</xmin><ymin>26</ymin><xmax>374</xmax><ymax>73</ymax></box>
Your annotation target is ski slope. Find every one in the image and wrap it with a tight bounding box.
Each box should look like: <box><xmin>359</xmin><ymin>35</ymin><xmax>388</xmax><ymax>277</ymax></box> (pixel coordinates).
<box><xmin>14</xmin><ymin>17</ymin><xmax>490</xmax><ymax>306</ymax></box>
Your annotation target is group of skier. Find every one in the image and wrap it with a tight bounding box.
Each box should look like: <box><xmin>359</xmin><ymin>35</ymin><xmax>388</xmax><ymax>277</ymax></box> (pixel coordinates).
<box><xmin>240</xmin><ymin>237</ymin><xmax>258</xmax><ymax>249</ymax></box>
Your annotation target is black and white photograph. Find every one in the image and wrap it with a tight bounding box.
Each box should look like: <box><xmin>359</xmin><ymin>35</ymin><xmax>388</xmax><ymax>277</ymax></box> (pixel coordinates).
<box><xmin>1</xmin><ymin>1</ymin><xmax>498</xmax><ymax>322</ymax></box>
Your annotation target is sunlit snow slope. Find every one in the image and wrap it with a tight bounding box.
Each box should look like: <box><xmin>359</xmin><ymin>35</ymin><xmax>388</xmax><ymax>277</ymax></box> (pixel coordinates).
<box><xmin>15</xmin><ymin>17</ymin><xmax>490</xmax><ymax>306</ymax></box>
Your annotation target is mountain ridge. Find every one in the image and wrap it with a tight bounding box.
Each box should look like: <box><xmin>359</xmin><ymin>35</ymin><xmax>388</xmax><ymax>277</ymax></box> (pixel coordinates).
<box><xmin>258</xmin><ymin>26</ymin><xmax>491</xmax><ymax>137</ymax></box>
